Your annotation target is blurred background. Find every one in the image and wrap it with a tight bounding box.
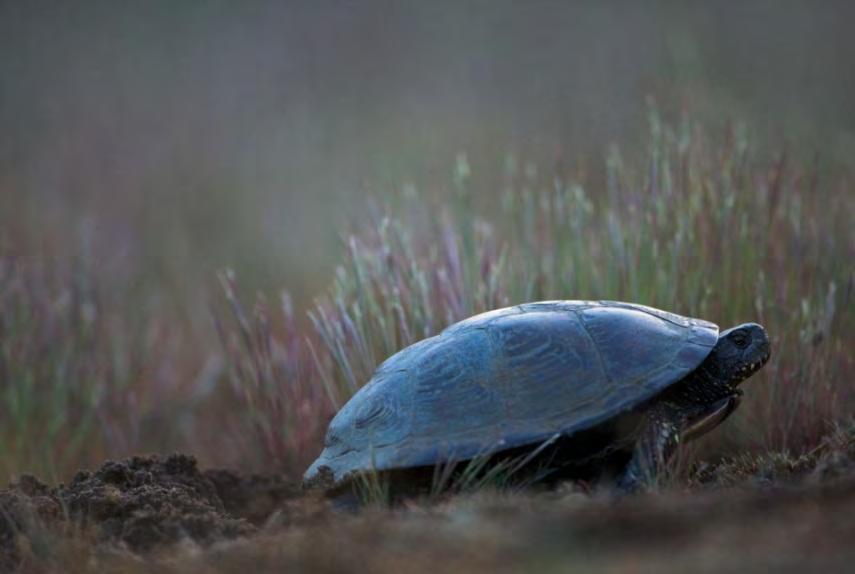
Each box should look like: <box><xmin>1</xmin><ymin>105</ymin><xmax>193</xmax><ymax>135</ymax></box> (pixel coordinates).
<box><xmin>0</xmin><ymin>1</ymin><xmax>853</xmax><ymax>478</ymax></box>
<box><xmin>2</xmin><ymin>0</ymin><xmax>854</xmax><ymax>306</ymax></box>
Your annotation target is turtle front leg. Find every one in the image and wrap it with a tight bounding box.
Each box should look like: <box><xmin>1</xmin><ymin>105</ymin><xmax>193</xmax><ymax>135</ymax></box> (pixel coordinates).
<box><xmin>617</xmin><ymin>394</ymin><xmax>741</xmax><ymax>493</ymax></box>
<box><xmin>616</xmin><ymin>403</ymin><xmax>682</xmax><ymax>493</ymax></box>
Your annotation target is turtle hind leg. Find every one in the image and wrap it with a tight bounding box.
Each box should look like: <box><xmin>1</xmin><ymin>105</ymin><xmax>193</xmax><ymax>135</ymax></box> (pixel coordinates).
<box><xmin>616</xmin><ymin>394</ymin><xmax>741</xmax><ymax>493</ymax></box>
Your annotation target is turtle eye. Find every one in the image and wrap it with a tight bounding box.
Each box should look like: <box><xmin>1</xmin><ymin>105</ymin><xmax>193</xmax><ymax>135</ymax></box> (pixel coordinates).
<box><xmin>732</xmin><ymin>332</ymin><xmax>749</xmax><ymax>349</ymax></box>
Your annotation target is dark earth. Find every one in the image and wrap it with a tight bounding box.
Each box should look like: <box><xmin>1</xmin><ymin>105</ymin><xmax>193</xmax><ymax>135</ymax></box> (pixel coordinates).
<box><xmin>1</xmin><ymin>425</ymin><xmax>853</xmax><ymax>572</ymax></box>
<box><xmin>0</xmin><ymin>454</ymin><xmax>298</xmax><ymax>570</ymax></box>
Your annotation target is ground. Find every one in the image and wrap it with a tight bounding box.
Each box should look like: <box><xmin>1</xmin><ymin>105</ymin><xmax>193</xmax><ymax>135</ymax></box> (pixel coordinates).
<box><xmin>2</xmin><ymin>425</ymin><xmax>852</xmax><ymax>573</ymax></box>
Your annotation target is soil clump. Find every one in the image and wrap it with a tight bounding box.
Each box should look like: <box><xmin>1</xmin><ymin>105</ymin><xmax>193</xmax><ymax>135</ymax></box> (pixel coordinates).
<box><xmin>0</xmin><ymin>454</ymin><xmax>295</xmax><ymax>568</ymax></box>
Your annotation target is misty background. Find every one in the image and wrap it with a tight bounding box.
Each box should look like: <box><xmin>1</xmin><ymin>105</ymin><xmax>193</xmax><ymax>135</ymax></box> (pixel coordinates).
<box><xmin>2</xmin><ymin>0</ymin><xmax>854</xmax><ymax>305</ymax></box>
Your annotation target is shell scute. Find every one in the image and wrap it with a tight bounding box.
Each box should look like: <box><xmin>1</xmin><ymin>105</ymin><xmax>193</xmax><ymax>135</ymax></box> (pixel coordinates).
<box><xmin>486</xmin><ymin>310</ymin><xmax>606</xmax><ymax>432</ymax></box>
<box><xmin>410</xmin><ymin>330</ymin><xmax>506</xmax><ymax>438</ymax></box>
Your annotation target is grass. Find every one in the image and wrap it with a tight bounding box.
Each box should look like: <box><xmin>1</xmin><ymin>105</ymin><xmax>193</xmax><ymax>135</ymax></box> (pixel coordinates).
<box><xmin>296</xmin><ymin>107</ymin><xmax>853</xmax><ymax>478</ymax></box>
<box><xmin>0</xmin><ymin>257</ymin><xmax>201</xmax><ymax>481</ymax></box>
<box><xmin>0</xmin><ymin>258</ymin><xmax>101</xmax><ymax>479</ymax></box>
<box><xmin>0</xmin><ymin>108</ymin><xmax>851</xmax><ymax>489</ymax></box>
<box><xmin>214</xmin><ymin>269</ymin><xmax>328</xmax><ymax>471</ymax></box>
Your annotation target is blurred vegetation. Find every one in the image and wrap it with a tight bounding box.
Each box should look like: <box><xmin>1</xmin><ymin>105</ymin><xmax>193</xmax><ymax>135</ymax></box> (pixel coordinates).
<box><xmin>0</xmin><ymin>2</ymin><xmax>853</xmax><ymax>484</ymax></box>
<box><xmin>0</xmin><ymin>257</ymin><xmax>200</xmax><ymax>479</ymax></box>
<box><xmin>0</xmin><ymin>108</ymin><xmax>852</xmax><ymax>482</ymax></box>
<box><xmin>2</xmin><ymin>1</ymin><xmax>855</xmax><ymax>307</ymax></box>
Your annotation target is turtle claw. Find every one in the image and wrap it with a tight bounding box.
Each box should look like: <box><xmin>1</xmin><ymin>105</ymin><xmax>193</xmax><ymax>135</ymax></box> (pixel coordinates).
<box><xmin>615</xmin><ymin>467</ymin><xmax>652</xmax><ymax>496</ymax></box>
<box><xmin>615</xmin><ymin>475</ymin><xmax>639</xmax><ymax>496</ymax></box>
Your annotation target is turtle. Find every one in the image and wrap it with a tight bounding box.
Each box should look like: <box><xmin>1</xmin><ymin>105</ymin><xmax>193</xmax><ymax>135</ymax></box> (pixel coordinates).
<box><xmin>303</xmin><ymin>301</ymin><xmax>771</xmax><ymax>493</ymax></box>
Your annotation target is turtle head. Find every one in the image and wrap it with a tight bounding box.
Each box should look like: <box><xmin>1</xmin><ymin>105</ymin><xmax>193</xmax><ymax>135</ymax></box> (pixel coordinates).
<box><xmin>704</xmin><ymin>323</ymin><xmax>771</xmax><ymax>390</ymax></box>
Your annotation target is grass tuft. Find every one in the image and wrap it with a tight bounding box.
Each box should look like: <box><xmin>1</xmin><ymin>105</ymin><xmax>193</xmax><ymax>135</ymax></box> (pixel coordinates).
<box><xmin>214</xmin><ymin>269</ymin><xmax>329</xmax><ymax>472</ymax></box>
<box><xmin>0</xmin><ymin>256</ymin><xmax>199</xmax><ymax>480</ymax></box>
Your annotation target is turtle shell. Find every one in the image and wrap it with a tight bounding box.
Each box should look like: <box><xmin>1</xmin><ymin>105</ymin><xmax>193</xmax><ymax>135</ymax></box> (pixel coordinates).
<box><xmin>304</xmin><ymin>301</ymin><xmax>718</xmax><ymax>488</ymax></box>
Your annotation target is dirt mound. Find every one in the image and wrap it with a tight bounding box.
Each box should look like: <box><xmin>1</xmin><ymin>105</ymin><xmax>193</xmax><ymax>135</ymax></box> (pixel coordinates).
<box><xmin>204</xmin><ymin>468</ymin><xmax>300</xmax><ymax>525</ymax></box>
<box><xmin>0</xmin><ymin>454</ymin><xmax>291</xmax><ymax>568</ymax></box>
<box><xmin>59</xmin><ymin>454</ymin><xmax>256</xmax><ymax>552</ymax></box>
<box><xmin>2</xmin><ymin>427</ymin><xmax>853</xmax><ymax>571</ymax></box>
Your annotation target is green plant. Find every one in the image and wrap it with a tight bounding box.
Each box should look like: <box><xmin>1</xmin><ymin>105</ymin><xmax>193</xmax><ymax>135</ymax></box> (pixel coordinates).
<box><xmin>0</xmin><ymin>258</ymin><xmax>105</xmax><ymax>479</ymax></box>
<box><xmin>0</xmin><ymin>257</ymin><xmax>192</xmax><ymax>479</ymax></box>
<box><xmin>215</xmin><ymin>269</ymin><xmax>329</xmax><ymax>472</ymax></box>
